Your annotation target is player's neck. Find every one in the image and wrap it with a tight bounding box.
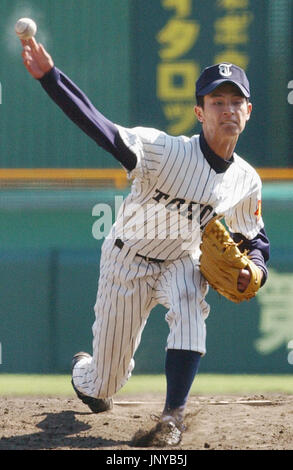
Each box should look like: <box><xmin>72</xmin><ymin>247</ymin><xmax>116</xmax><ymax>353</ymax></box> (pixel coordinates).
<box><xmin>203</xmin><ymin>130</ymin><xmax>238</xmax><ymax>161</ymax></box>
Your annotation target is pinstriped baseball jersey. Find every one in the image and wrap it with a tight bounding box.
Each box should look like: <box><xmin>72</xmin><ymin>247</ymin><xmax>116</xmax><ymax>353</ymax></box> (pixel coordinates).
<box><xmin>111</xmin><ymin>125</ymin><xmax>264</xmax><ymax>260</ymax></box>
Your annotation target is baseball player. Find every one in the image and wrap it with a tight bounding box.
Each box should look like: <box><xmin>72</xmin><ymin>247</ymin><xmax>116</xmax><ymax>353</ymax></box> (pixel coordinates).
<box><xmin>20</xmin><ymin>38</ymin><xmax>270</xmax><ymax>446</ymax></box>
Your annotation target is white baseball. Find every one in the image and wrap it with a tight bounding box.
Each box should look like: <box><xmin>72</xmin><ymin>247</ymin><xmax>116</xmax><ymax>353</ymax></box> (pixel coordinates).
<box><xmin>15</xmin><ymin>18</ymin><xmax>37</xmax><ymax>40</ymax></box>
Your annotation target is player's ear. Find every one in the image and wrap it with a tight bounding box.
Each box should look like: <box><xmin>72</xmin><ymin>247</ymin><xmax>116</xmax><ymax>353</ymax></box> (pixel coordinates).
<box><xmin>246</xmin><ymin>102</ymin><xmax>252</xmax><ymax>121</ymax></box>
<box><xmin>194</xmin><ymin>105</ymin><xmax>204</xmax><ymax>123</ymax></box>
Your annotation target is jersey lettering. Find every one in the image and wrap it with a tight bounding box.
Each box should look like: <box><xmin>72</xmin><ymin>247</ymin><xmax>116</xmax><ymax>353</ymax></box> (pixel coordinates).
<box><xmin>152</xmin><ymin>188</ymin><xmax>216</xmax><ymax>226</ymax></box>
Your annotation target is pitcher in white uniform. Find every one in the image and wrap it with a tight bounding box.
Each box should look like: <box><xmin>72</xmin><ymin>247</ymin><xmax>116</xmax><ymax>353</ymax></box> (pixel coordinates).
<box><xmin>20</xmin><ymin>38</ymin><xmax>270</xmax><ymax>447</ymax></box>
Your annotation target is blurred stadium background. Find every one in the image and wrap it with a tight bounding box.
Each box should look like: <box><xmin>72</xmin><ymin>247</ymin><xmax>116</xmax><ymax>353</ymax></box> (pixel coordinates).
<box><xmin>0</xmin><ymin>0</ymin><xmax>292</xmax><ymax>377</ymax></box>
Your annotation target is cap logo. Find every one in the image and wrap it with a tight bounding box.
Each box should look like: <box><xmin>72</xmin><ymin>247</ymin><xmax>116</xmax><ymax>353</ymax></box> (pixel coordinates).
<box><xmin>219</xmin><ymin>63</ymin><xmax>232</xmax><ymax>77</ymax></box>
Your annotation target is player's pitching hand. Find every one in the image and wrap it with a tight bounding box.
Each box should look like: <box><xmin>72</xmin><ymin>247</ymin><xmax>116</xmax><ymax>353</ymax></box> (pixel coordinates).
<box><xmin>21</xmin><ymin>37</ymin><xmax>54</xmax><ymax>79</ymax></box>
<box><xmin>237</xmin><ymin>268</ymin><xmax>253</xmax><ymax>292</ymax></box>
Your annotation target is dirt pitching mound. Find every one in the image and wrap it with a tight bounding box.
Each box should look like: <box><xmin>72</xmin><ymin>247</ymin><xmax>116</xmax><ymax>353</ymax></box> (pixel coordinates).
<box><xmin>0</xmin><ymin>394</ymin><xmax>292</xmax><ymax>450</ymax></box>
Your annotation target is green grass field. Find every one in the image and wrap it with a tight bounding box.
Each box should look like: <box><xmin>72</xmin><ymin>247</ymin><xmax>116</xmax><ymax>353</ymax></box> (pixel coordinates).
<box><xmin>0</xmin><ymin>374</ymin><xmax>292</xmax><ymax>396</ymax></box>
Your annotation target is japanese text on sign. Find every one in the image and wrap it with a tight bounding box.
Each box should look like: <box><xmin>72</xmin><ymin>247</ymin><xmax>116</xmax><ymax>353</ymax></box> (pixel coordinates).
<box><xmin>214</xmin><ymin>0</ymin><xmax>253</xmax><ymax>70</ymax></box>
<box><xmin>156</xmin><ymin>0</ymin><xmax>199</xmax><ymax>135</ymax></box>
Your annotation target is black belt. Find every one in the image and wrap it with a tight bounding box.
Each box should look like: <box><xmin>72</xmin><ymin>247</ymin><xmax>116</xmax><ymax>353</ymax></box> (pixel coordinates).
<box><xmin>114</xmin><ymin>238</ymin><xmax>165</xmax><ymax>263</ymax></box>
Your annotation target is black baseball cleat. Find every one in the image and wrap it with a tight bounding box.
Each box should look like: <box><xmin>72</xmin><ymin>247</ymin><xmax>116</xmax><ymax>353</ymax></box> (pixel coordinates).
<box><xmin>71</xmin><ymin>352</ymin><xmax>113</xmax><ymax>413</ymax></box>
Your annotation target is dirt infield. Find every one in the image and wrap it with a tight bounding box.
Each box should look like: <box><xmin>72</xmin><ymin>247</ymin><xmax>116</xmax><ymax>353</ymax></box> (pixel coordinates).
<box><xmin>0</xmin><ymin>394</ymin><xmax>292</xmax><ymax>451</ymax></box>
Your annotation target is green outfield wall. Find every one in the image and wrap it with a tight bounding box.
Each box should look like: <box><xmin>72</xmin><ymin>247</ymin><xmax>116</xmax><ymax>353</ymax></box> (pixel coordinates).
<box><xmin>0</xmin><ymin>184</ymin><xmax>293</xmax><ymax>375</ymax></box>
<box><xmin>0</xmin><ymin>0</ymin><xmax>131</xmax><ymax>169</ymax></box>
<box><xmin>0</xmin><ymin>0</ymin><xmax>292</xmax><ymax>169</ymax></box>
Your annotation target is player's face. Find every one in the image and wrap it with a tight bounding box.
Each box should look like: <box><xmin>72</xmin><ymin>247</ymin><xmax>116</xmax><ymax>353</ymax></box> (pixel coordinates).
<box><xmin>194</xmin><ymin>83</ymin><xmax>252</xmax><ymax>139</ymax></box>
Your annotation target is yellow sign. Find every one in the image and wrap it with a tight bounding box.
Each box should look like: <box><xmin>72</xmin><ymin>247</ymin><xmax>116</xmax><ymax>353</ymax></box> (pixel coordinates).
<box><xmin>214</xmin><ymin>0</ymin><xmax>253</xmax><ymax>70</ymax></box>
<box><xmin>156</xmin><ymin>1</ymin><xmax>199</xmax><ymax>135</ymax></box>
<box><xmin>255</xmin><ymin>270</ymin><xmax>293</xmax><ymax>355</ymax></box>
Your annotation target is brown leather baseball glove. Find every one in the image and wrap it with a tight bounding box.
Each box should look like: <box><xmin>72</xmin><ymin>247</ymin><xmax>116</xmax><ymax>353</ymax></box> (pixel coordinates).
<box><xmin>200</xmin><ymin>218</ymin><xmax>262</xmax><ymax>303</ymax></box>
